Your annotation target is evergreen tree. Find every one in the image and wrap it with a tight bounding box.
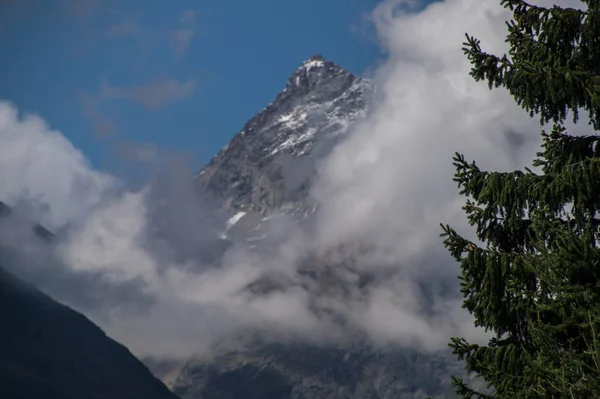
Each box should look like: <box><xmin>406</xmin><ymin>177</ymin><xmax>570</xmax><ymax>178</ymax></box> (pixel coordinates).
<box><xmin>441</xmin><ymin>1</ymin><xmax>600</xmax><ymax>397</ymax></box>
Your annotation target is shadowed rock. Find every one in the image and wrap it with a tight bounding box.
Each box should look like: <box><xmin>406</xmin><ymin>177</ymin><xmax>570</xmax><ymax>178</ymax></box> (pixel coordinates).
<box><xmin>0</xmin><ymin>266</ymin><xmax>181</xmax><ymax>399</ymax></box>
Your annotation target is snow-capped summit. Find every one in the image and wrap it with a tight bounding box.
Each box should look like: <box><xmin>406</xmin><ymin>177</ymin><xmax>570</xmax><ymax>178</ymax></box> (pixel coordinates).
<box><xmin>285</xmin><ymin>54</ymin><xmax>353</xmax><ymax>92</ymax></box>
<box><xmin>193</xmin><ymin>55</ymin><xmax>372</xmax><ymax>244</ymax></box>
<box><xmin>304</xmin><ymin>53</ymin><xmax>325</xmax><ymax>62</ymax></box>
<box><xmin>298</xmin><ymin>53</ymin><xmax>326</xmax><ymax>71</ymax></box>
<box><xmin>195</xmin><ymin>55</ymin><xmax>372</xmax><ymax>216</ymax></box>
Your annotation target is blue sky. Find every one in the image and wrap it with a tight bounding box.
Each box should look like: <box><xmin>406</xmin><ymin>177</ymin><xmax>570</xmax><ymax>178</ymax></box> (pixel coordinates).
<box><xmin>0</xmin><ymin>0</ymin><xmax>388</xmax><ymax>175</ymax></box>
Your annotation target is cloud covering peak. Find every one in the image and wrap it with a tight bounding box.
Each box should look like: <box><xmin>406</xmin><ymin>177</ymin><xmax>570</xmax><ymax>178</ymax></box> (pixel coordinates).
<box><xmin>0</xmin><ymin>0</ymin><xmax>590</xmax><ymax>358</ymax></box>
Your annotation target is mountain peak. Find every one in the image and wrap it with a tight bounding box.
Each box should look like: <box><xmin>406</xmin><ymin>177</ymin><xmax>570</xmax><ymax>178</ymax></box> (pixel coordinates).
<box><xmin>298</xmin><ymin>53</ymin><xmax>327</xmax><ymax>70</ymax></box>
<box><xmin>195</xmin><ymin>55</ymin><xmax>370</xmax><ymax>215</ymax></box>
<box><xmin>306</xmin><ymin>53</ymin><xmax>325</xmax><ymax>62</ymax></box>
<box><xmin>284</xmin><ymin>54</ymin><xmax>350</xmax><ymax>94</ymax></box>
<box><xmin>295</xmin><ymin>53</ymin><xmax>343</xmax><ymax>74</ymax></box>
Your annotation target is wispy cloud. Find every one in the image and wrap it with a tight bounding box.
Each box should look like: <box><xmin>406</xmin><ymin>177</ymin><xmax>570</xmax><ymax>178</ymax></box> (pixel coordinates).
<box><xmin>115</xmin><ymin>141</ymin><xmax>159</xmax><ymax>164</ymax></box>
<box><xmin>169</xmin><ymin>10</ymin><xmax>196</xmax><ymax>56</ymax></box>
<box><xmin>79</xmin><ymin>93</ymin><xmax>116</xmax><ymax>137</ymax></box>
<box><xmin>0</xmin><ymin>101</ymin><xmax>117</xmax><ymax>229</ymax></box>
<box><xmin>62</xmin><ymin>0</ymin><xmax>100</xmax><ymax>18</ymax></box>
<box><xmin>101</xmin><ymin>79</ymin><xmax>196</xmax><ymax>110</ymax></box>
<box><xmin>106</xmin><ymin>15</ymin><xmax>140</xmax><ymax>38</ymax></box>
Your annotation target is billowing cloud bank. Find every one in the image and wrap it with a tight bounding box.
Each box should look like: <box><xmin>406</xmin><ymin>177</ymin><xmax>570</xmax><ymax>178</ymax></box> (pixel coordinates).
<box><xmin>0</xmin><ymin>0</ymin><xmax>589</xmax><ymax>358</ymax></box>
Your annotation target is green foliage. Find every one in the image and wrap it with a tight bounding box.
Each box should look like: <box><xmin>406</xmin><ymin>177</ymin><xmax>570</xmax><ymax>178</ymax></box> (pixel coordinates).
<box><xmin>463</xmin><ymin>0</ymin><xmax>600</xmax><ymax>129</ymax></box>
<box><xmin>443</xmin><ymin>1</ymin><xmax>600</xmax><ymax>397</ymax></box>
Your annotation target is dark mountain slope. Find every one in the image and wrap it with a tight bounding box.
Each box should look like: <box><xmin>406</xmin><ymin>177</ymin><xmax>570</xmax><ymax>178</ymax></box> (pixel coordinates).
<box><xmin>0</xmin><ymin>265</ymin><xmax>180</xmax><ymax>399</ymax></box>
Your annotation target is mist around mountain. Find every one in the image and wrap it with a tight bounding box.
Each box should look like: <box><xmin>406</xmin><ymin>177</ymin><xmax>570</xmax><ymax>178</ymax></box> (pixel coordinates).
<box><xmin>0</xmin><ymin>31</ymin><xmax>498</xmax><ymax>399</ymax></box>
<box><xmin>143</xmin><ymin>55</ymin><xmax>466</xmax><ymax>398</ymax></box>
<box><xmin>0</xmin><ymin>56</ymin><xmax>465</xmax><ymax>398</ymax></box>
<box><xmin>0</xmin><ymin>0</ymin><xmax>583</xmax><ymax>398</ymax></box>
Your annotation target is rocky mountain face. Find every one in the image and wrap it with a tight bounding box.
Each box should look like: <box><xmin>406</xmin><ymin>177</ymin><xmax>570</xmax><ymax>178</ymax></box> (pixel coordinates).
<box><xmin>147</xmin><ymin>56</ymin><xmax>462</xmax><ymax>398</ymax></box>
<box><xmin>0</xmin><ymin>263</ymin><xmax>180</xmax><ymax>399</ymax></box>
<box><xmin>163</xmin><ymin>341</ymin><xmax>459</xmax><ymax>399</ymax></box>
<box><xmin>195</xmin><ymin>54</ymin><xmax>370</xmax><ymax>217</ymax></box>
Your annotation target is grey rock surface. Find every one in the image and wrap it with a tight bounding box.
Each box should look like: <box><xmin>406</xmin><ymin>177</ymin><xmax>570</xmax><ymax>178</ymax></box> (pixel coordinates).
<box><xmin>167</xmin><ymin>342</ymin><xmax>460</xmax><ymax>399</ymax></box>
<box><xmin>194</xmin><ymin>54</ymin><xmax>370</xmax><ymax>217</ymax></box>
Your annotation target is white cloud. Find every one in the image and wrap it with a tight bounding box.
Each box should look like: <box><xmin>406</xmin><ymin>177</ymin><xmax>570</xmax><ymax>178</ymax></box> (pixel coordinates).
<box><xmin>309</xmin><ymin>0</ymin><xmax>591</xmax><ymax>347</ymax></box>
<box><xmin>58</xmin><ymin>189</ymin><xmax>158</xmax><ymax>285</ymax></box>
<box><xmin>0</xmin><ymin>104</ymin><xmax>322</xmax><ymax>355</ymax></box>
<box><xmin>0</xmin><ymin>0</ymin><xmax>592</xmax><ymax>359</ymax></box>
<box><xmin>0</xmin><ymin>101</ymin><xmax>116</xmax><ymax>229</ymax></box>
